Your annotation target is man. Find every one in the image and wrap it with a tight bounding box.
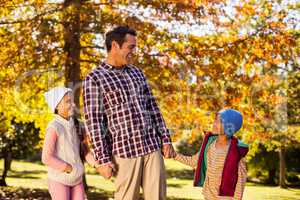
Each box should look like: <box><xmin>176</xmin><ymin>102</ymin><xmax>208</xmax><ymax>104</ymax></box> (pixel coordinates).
<box><xmin>83</xmin><ymin>25</ymin><xmax>175</xmax><ymax>200</ymax></box>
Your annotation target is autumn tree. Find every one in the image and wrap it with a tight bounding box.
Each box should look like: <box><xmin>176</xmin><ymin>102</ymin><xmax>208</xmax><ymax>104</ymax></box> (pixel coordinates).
<box><xmin>0</xmin><ymin>0</ymin><xmax>299</xmax><ymax>188</ymax></box>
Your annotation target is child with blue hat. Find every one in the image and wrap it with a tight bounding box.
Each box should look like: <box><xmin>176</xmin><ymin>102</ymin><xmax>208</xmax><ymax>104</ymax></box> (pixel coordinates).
<box><xmin>174</xmin><ymin>109</ymin><xmax>248</xmax><ymax>200</ymax></box>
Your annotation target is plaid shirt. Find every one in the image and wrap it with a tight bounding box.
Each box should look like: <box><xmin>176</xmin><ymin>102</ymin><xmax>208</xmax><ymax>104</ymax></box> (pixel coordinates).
<box><xmin>83</xmin><ymin>62</ymin><xmax>172</xmax><ymax>165</ymax></box>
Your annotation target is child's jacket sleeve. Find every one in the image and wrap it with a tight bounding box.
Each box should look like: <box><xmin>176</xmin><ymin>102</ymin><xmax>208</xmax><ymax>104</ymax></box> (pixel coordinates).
<box><xmin>41</xmin><ymin>128</ymin><xmax>68</xmax><ymax>171</ymax></box>
<box><xmin>234</xmin><ymin>158</ymin><xmax>247</xmax><ymax>200</ymax></box>
<box><xmin>174</xmin><ymin>152</ymin><xmax>199</xmax><ymax>169</ymax></box>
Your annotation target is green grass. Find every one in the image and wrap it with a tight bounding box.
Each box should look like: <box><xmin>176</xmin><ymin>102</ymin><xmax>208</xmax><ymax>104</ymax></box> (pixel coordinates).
<box><xmin>1</xmin><ymin>159</ymin><xmax>300</xmax><ymax>200</ymax></box>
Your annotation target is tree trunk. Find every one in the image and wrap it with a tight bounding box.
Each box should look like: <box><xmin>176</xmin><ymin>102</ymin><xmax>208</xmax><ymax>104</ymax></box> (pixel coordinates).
<box><xmin>63</xmin><ymin>0</ymin><xmax>82</xmax><ymax>117</ymax></box>
<box><xmin>63</xmin><ymin>0</ymin><xmax>88</xmax><ymax>191</ymax></box>
<box><xmin>0</xmin><ymin>151</ymin><xmax>12</xmax><ymax>186</ymax></box>
<box><xmin>267</xmin><ymin>168</ymin><xmax>276</xmax><ymax>185</ymax></box>
<box><xmin>279</xmin><ymin>146</ymin><xmax>287</xmax><ymax>188</ymax></box>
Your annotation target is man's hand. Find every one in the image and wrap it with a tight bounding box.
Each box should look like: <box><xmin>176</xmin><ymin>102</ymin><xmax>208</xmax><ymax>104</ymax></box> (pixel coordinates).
<box><xmin>95</xmin><ymin>163</ymin><xmax>116</xmax><ymax>179</ymax></box>
<box><xmin>162</xmin><ymin>144</ymin><xmax>176</xmax><ymax>158</ymax></box>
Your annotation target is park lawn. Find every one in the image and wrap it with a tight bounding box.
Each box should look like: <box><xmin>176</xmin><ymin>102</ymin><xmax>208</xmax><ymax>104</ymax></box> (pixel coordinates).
<box><xmin>0</xmin><ymin>159</ymin><xmax>299</xmax><ymax>200</ymax></box>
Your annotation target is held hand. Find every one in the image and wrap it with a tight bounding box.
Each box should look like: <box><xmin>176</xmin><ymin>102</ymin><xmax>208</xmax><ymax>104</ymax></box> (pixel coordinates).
<box><xmin>64</xmin><ymin>164</ymin><xmax>73</xmax><ymax>173</ymax></box>
<box><xmin>162</xmin><ymin>144</ymin><xmax>176</xmax><ymax>158</ymax></box>
<box><xmin>96</xmin><ymin>163</ymin><xmax>116</xmax><ymax>179</ymax></box>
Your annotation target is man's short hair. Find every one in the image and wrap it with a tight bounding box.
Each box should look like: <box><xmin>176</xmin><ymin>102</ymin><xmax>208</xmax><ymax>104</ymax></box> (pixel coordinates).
<box><xmin>105</xmin><ymin>25</ymin><xmax>137</xmax><ymax>52</ymax></box>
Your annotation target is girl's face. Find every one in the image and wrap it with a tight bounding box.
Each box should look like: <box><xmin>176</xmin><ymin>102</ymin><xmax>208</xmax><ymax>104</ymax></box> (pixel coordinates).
<box><xmin>212</xmin><ymin>114</ymin><xmax>224</xmax><ymax>135</ymax></box>
<box><xmin>56</xmin><ymin>92</ymin><xmax>74</xmax><ymax>118</ymax></box>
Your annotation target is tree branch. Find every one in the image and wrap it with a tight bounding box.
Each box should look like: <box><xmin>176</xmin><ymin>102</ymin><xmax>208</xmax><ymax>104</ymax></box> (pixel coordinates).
<box><xmin>80</xmin><ymin>59</ymin><xmax>100</xmax><ymax>64</ymax></box>
<box><xmin>81</xmin><ymin>45</ymin><xmax>105</xmax><ymax>50</ymax></box>
<box><xmin>0</xmin><ymin>7</ymin><xmax>63</xmax><ymax>25</ymax></box>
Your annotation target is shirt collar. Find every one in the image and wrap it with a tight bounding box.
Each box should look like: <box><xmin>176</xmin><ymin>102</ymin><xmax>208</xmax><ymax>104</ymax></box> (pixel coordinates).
<box><xmin>101</xmin><ymin>61</ymin><xmax>130</xmax><ymax>72</ymax></box>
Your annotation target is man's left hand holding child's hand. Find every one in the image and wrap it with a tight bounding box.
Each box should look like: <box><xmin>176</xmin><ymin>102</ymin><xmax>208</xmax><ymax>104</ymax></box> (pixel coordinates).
<box><xmin>162</xmin><ymin>144</ymin><xmax>176</xmax><ymax>158</ymax></box>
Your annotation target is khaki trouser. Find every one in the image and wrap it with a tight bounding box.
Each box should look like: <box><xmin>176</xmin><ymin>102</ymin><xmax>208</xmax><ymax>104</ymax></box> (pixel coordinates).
<box><xmin>113</xmin><ymin>150</ymin><xmax>166</xmax><ymax>200</ymax></box>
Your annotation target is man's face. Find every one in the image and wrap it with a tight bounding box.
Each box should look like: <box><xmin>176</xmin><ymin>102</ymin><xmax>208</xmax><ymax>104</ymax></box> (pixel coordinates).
<box><xmin>113</xmin><ymin>34</ymin><xmax>136</xmax><ymax>65</ymax></box>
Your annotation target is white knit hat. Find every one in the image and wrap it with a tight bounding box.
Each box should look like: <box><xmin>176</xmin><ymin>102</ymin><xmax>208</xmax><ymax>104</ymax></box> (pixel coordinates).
<box><xmin>44</xmin><ymin>86</ymin><xmax>72</xmax><ymax>113</ymax></box>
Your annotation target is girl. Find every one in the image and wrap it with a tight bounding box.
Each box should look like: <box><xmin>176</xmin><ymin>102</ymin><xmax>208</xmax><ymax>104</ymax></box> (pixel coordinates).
<box><xmin>42</xmin><ymin>86</ymin><xmax>97</xmax><ymax>200</ymax></box>
<box><xmin>174</xmin><ymin>109</ymin><xmax>248</xmax><ymax>200</ymax></box>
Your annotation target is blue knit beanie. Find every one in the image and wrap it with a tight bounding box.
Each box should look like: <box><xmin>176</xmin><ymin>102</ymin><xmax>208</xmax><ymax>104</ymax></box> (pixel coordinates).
<box><xmin>218</xmin><ymin>109</ymin><xmax>243</xmax><ymax>137</ymax></box>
